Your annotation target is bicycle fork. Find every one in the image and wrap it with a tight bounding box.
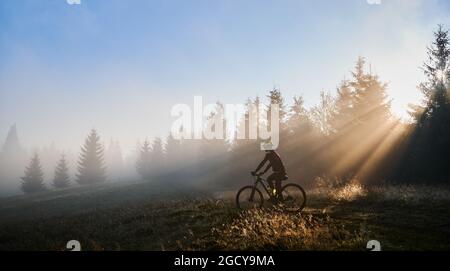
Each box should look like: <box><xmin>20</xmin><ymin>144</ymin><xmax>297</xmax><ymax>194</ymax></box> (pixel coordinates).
<box><xmin>249</xmin><ymin>185</ymin><xmax>257</xmax><ymax>202</ymax></box>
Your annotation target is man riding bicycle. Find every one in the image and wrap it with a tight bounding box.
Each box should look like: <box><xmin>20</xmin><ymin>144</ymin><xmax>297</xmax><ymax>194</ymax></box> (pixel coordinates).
<box><xmin>251</xmin><ymin>144</ymin><xmax>288</xmax><ymax>200</ymax></box>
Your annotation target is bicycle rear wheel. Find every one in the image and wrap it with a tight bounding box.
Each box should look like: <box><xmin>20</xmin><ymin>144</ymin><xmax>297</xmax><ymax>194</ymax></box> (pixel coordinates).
<box><xmin>280</xmin><ymin>183</ymin><xmax>306</xmax><ymax>213</ymax></box>
<box><xmin>236</xmin><ymin>186</ymin><xmax>264</xmax><ymax>210</ymax></box>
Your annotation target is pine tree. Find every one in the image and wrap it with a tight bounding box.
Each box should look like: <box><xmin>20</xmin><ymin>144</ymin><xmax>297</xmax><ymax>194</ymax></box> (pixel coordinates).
<box><xmin>202</xmin><ymin>102</ymin><xmax>230</xmax><ymax>157</ymax></box>
<box><xmin>405</xmin><ymin>25</ymin><xmax>450</xmax><ymax>182</ymax></box>
<box><xmin>2</xmin><ymin>124</ymin><xmax>23</xmax><ymax>154</ymax></box>
<box><xmin>253</xmin><ymin>96</ymin><xmax>262</xmax><ymax>138</ymax></box>
<box><xmin>165</xmin><ymin>134</ymin><xmax>181</xmax><ymax>164</ymax></box>
<box><xmin>21</xmin><ymin>153</ymin><xmax>46</xmax><ymax>194</ymax></box>
<box><xmin>412</xmin><ymin>25</ymin><xmax>450</xmax><ymax>124</ymax></box>
<box><xmin>419</xmin><ymin>24</ymin><xmax>450</xmax><ymax>102</ymax></box>
<box><xmin>332</xmin><ymin>80</ymin><xmax>355</xmax><ymax>133</ymax></box>
<box><xmin>76</xmin><ymin>129</ymin><xmax>106</xmax><ymax>185</ymax></box>
<box><xmin>287</xmin><ymin>95</ymin><xmax>313</xmax><ymax>134</ymax></box>
<box><xmin>282</xmin><ymin>95</ymin><xmax>320</xmax><ymax>183</ymax></box>
<box><xmin>310</xmin><ymin>91</ymin><xmax>337</xmax><ymax>136</ymax></box>
<box><xmin>150</xmin><ymin>137</ymin><xmax>165</xmax><ymax>173</ymax></box>
<box><xmin>350</xmin><ymin>57</ymin><xmax>391</xmax><ymax>127</ymax></box>
<box><xmin>136</xmin><ymin>140</ymin><xmax>152</xmax><ymax>180</ymax></box>
<box><xmin>266</xmin><ymin>88</ymin><xmax>287</xmax><ymax>129</ymax></box>
<box><xmin>53</xmin><ymin>154</ymin><xmax>70</xmax><ymax>189</ymax></box>
<box><xmin>0</xmin><ymin>124</ymin><xmax>27</xmax><ymax>195</ymax></box>
<box><xmin>318</xmin><ymin>58</ymin><xmax>393</xmax><ymax>182</ymax></box>
<box><xmin>233</xmin><ymin>97</ymin><xmax>263</xmax><ymax>145</ymax></box>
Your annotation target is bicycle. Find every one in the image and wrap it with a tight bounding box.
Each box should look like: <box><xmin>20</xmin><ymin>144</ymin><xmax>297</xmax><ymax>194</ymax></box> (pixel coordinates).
<box><xmin>236</xmin><ymin>172</ymin><xmax>306</xmax><ymax>213</ymax></box>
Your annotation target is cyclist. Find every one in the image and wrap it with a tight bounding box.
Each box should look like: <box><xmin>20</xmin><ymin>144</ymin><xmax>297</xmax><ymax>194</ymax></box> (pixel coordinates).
<box><xmin>251</xmin><ymin>143</ymin><xmax>288</xmax><ymax>200</ymax></box>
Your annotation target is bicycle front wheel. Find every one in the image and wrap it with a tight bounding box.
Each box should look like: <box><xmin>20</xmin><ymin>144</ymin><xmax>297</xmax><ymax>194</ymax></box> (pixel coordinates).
<box><xmin>236</xmin><ymin>186</ymin><xmax>264</xmax><ymax>210</ymax></box>
<box><xmin>280</xmin><ymin>183</ymin><xmax>306</xmax><ymax>213</ymax></box>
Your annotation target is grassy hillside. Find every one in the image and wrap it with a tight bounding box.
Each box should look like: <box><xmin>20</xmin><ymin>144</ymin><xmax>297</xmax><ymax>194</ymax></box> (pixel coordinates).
<box><xmin>0</xmin><ymin>181</ymin><xmax>450</xmax><ymax>250</ymax></box>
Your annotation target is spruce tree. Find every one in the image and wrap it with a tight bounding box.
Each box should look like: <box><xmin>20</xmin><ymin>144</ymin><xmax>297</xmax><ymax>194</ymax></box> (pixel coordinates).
<box><xmin>266</xmin><ymin>88</ymin><xmax>287</xmax><ymax>128</ymax></box>
<box><xmin>310</xmin><ymin>91</ymin><xmax>337</xmax><ymax>136</ymax></box>
<box><xmin>287</xmin><ymin>95</ymin><xmax>313</xmax><ymax>134</ymax></box>
<box><xmin>150</xmin><ymin>137</ymin><xmax>165</xmax><ymax>173</ymax></box>
<box><xmin>419</xmin><ymin>25</ymin><xmax>450</xmax><ymax>102</ymax></box>
<box><xmin>283</xmin><ymin>95</ymin><xmax>319</xmax><ymax>182</ymax></box>
<box><xmin>2</xmin><ymin>124</ymin><xmax>23</xmax><ymax>154</ymax></box>
<box><xmin>53</xmin><ymin>154</ymin><xmax>70</xmax><ymax>189</ymax></box>
<box><xmin>332</xmin><ymin>80</ymin><xmax>355</xmax><ymax>133</ymax></box>
<box><xmin>321</xmin><ymin>57</ymin><xmax>392</xmax><ymax>182</ymax></box>
<box><xmin>0</xmin><ymin>124</ymin><xmax>27</xmax><ymax>195</ymax></box>
<box><xmin>76</xmin><ymin>129</ymin><xmax>106</xmax><ymax>185</ymax></box>
<box><xmin>406</xmin><ymin>25</ymin><xmax>450</xmax><ymax>182</ymax></box>
<box><xmin>165</xmin><ymin>134</ymin><xmax>181</xmax><ymax>164</ymax></box>
<box><xmin>136</xmin><ymin>140</ymin><xmax>152</xmax><ymax>180</ymax></box>
<box><xmin>202</xmin><ymin>102</ymin><xmax>229</xmax><ymax>156</ymax></box>
<box><xmin>21</xmin><ymin>153</ymin><xmax>46</xmax><ymax>194</ymax></box>
<box><xmin>350</xmin><ymin>57</ymin><xmax>391</xmax><ymax>127</ymax></box>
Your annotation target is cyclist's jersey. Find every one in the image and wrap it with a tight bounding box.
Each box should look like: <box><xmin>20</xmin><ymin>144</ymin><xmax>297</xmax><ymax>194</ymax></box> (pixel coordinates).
<box><xmin>264</xmin><ymin>151</ymin><xmax>286</xmax><ymax>174</ymax></box>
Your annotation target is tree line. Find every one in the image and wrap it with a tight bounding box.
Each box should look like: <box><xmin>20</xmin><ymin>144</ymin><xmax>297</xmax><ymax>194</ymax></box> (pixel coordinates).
<box><xmin>20</xmin><ymin>129</ymin><xmax>106</xmax><ymax>193</ymax></box>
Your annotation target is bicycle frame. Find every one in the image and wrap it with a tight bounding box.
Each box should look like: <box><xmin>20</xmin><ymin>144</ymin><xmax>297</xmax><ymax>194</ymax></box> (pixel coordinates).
<box><xmin>237</xmin><ymin>174</ymin><xmax>306</xmax><ymax>212</ymax></box>
<box><xmin>251</xmin><ymin>175</ymin><xmax>273</xmax><ymax>199</ymax></box>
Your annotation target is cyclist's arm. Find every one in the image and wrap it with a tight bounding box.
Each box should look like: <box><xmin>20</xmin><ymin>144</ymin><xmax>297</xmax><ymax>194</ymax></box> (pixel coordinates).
<box><xmin>261</xmin><ymin>163</ymin><xmax>271</xmax><ymax>174</ymax></box>
<box><xmin>254</xmin><ymin>155</ymin><xmax>268</xmax><ymax>173</ymax></box>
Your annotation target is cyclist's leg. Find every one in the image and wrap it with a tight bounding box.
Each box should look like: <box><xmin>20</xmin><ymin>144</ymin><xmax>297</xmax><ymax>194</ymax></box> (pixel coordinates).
<box><xmin>267</xmin><ymin>173</ymin><xmax>276</xmax><ymax>195</ymax></box>
<box><xmin>271</xmin><ymin>172</ymin><xmax>285</xmax><ymax>199</ymax></box>
<box><xmin>275</xmin><ymin>177</ymin><xmax>282</xmax><ymax>199</ymax></box>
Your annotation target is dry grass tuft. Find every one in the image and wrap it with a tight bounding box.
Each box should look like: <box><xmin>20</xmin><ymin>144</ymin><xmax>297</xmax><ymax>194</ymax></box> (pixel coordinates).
<box><xmin>311</xmin><ymin>182</ymin><xmax>368</xmax><ymax>202</ymax></box>
<box><xmin>192</xmin><ymin>207</ymin><xmax>366</xmax><ymax>250</ymax></box>
<box><xmin>332</xmin><ymin>184</ymin><xmax>367</xmax><ymax>201</ymax></box>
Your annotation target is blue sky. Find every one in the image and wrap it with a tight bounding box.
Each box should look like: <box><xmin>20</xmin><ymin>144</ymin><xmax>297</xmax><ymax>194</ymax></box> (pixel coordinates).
<box><xmin>1</xmin><ymin>0</ymin><xmax>450</xmax><ymax>154</ymax></box>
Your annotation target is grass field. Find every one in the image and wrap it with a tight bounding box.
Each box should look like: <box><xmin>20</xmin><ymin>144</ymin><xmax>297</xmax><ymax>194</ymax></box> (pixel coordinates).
<box><xmin>0</xmin><ymin>180</ymin><xmax>449</xmax><ymax>251</ymax></box>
